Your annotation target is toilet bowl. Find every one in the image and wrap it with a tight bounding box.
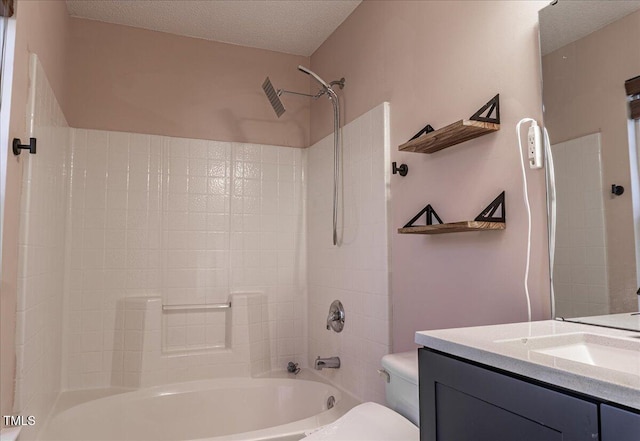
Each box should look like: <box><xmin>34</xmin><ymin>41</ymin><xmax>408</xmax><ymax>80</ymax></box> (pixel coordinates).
<box><xmin>304</xmin><ymin>351</ymin><xmax>419</xmax><ymax>440</ymax></box>
<box><xmin>303</xmin><ymin>402</ymin><xmax>418</xmax><ymax>440</ymax></box>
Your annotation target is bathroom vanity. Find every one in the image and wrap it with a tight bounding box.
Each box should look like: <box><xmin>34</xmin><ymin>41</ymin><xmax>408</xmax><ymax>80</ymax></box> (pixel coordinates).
<box><xmin>415</xmin><ymin>321</ymin><xmax>640</xmax><ymax>441</ymax></box>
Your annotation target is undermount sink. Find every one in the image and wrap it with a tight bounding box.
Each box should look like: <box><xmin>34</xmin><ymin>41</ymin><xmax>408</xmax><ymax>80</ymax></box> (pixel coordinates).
<box><xmin>496</xmin><ymin>333</ymin><xmax>640</xmax><ymax>376</ymax></box>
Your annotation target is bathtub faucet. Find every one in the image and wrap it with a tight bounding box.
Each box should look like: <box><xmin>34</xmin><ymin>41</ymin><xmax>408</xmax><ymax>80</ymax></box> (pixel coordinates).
<box><xmin>314</xmin><ymin>356</ymin><xmax>340</xmax><ymax>370</ymax></box>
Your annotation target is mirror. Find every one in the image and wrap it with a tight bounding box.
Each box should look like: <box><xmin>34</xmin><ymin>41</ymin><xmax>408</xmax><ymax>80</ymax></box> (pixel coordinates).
<box><xmin>539</xmin><ymin>0</ymin><xmax>640</xmax><ymax>330</ymax></box>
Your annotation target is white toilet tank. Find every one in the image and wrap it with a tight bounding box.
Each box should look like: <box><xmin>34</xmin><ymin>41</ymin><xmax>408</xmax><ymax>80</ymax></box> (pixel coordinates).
<box><xmin>381</xmin><ymin>351</ymin><xmax>419</xmax><ymax>426</ymax></box>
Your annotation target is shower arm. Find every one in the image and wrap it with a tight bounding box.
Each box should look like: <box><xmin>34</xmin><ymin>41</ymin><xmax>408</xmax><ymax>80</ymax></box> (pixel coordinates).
<box><xmin>278</xmin><ymin>89</ymin><xmax>326</xmax><ymax>100</ymax></box>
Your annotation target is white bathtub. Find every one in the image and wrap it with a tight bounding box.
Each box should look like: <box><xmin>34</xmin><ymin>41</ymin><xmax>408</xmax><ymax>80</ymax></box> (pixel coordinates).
<box><xmin>40</xmin><ymin>373</ymin><xmax>357</xmax><ymax>441</ymax></box>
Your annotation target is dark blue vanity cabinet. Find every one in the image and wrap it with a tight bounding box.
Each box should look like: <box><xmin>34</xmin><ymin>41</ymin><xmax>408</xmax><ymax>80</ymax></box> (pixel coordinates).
<box><xmin>601</xmin><ymin>404</ymin><xmax>640</xmax><ymax>441</ymax></box>
<box><xmin>419</xmin><ymin>348</ymin><xmax>640</xmax><ymax>441</ymax></box>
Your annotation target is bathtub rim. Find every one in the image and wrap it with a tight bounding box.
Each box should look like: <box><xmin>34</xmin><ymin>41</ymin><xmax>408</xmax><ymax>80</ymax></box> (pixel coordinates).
<box><xmin>38</xmin><ymin>369</ymin><xmax>360</xmax><ymax>441</ymax></box>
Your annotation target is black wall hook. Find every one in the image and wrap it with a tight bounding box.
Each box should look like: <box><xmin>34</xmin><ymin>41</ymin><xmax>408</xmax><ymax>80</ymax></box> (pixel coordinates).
<box><xmin>392</xmin><ymin>162</ymin><xmax>408</xmax><ymax>176</ymax></box>
<box><xmin>611</xmin><ymin>184</ymin><xmax>624</xmax><ymax>196</ymax></box>
<box><xmin>13</xmin><ymin>138</ymin><xmax>37</xmax><ymax>155</ymax></box>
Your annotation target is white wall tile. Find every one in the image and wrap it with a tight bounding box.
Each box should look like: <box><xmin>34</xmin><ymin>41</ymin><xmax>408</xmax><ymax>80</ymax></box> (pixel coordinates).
<box><xmin>14</xmin><ymin>55</ymin><xmax>70</xmax><ymax>441</ymax></box>
<box><xmin>63</xmin><ymin>132</ymin><xmax>306</xmax><ymax>383</ymax></box>
<box><xmin>307</xmin><ymin>103</ymin><xmax>391</xmax><ymax>404</ymax></box>
<box><xmin>552</xmin><ymin>133</ymin><xmax>609</xmax><ymax>318</ymax></box>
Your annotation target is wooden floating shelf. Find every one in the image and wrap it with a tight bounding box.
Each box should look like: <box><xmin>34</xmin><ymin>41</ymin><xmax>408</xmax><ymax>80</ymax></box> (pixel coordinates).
<box><xmin>398</xmin><ymin>221</ymin><xmax>506</xmax><ymax>235</ymax></box>
<box><xmin>398</xmin><ymin>120</ymin><xmax>499</xmax><ymax>154</ymax></box>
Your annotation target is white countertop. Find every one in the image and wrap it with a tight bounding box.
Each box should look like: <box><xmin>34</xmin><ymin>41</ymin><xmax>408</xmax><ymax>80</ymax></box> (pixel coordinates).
<box><xmin>415</xmin><ymin>320</ymin><xmax>640</xmax><ymax>410</ymax></box>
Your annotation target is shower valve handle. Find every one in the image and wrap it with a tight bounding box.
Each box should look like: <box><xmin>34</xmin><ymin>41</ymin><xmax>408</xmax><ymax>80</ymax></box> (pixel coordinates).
<box><xmin>326</xmin><ymin>310</ymin><xmax>343</xmax><ymax>329</ymax></box>
<box><xmin>326</xmin><ymin>300</ymin><xmax>345</xmax><ymax>332</ymax></box>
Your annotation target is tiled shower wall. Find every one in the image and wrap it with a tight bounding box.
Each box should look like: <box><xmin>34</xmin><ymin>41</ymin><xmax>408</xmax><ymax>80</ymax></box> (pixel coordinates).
<box><xmin>18</xmin><ymin>57</ymin><xmax>391</xmax><ymax>415</ymax></box>
<box><xmin>552</xmin><ymin>133</ymin><xmax>609</xmax><ymax>318</ymax></box>
<box><xmin>307</xmin><ymin>103</ymin><xmax>391</xmax><ymax>404</ymax></box>
<box><xmin>64</xmin><ymin>131</ymin><xmax>306</xmax><ymax>389</ymax></box>
<box><xmin>64</xmin><ymin>129</ymin><xmax>162</xmax><ymax>389</ymax></box>
<box><xmin>15</xmin><ymin>55</ymin><xmax>70</xmax><ymax>440</ymax></box>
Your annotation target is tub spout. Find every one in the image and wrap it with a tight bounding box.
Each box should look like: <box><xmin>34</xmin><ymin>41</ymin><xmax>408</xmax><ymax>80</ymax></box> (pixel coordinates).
<box><xmin>314</xmin><ymin>356</ymin><xmax>340</xmax><ymax>370</ymax></box>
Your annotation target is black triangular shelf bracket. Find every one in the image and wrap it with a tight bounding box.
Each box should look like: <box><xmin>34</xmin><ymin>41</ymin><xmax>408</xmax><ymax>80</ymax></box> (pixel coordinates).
<box><xmin>470</xmin><ymin>94</ymin><xmax>500</xmax><ymax>124</ymax></box>
<box><xmin>408</xmin><ymin>124</ymin><xmax>435</xmax><ymax>142</ymax></box>
<box><xmin>474</xmin><ymin>191</ymin><xmax>505</xmax><ymax>223</ymax></box>
<box><xmin>404</xmin><ymin>204</ymin><xmax>444</xmax><ymax>228</ymax></box>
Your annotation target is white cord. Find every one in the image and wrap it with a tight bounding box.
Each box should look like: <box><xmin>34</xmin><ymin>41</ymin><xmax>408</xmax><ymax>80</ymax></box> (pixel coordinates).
<box><xmin>516</xmin><ymin>118</ymin><xmax>536</xmax><ymax>322</ymax></box>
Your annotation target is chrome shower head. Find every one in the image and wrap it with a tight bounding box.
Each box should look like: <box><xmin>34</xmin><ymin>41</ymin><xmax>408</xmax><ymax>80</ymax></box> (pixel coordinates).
<box><xmin>297</xmin><ymin>65</ymin><xmax>331</xmax><ymax>90</ymax></box>
<box><xmin>262</xmin><ymin>77</ymin><xmax>285</xmax><ymax>118</ymax></box>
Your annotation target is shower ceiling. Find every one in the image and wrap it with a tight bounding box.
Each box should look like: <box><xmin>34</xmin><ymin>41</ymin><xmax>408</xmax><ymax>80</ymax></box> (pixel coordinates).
<box><xmin>65</xmin><ymin>0</ymin><xmax>361</xmax><ymax>56</ymax></box>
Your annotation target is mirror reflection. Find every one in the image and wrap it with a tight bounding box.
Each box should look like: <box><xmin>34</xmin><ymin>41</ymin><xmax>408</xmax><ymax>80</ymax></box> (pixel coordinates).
<box><xmin>539</xmin><ymin>1</ymin><xmax>640</xmax><ymax>325</ymax></box>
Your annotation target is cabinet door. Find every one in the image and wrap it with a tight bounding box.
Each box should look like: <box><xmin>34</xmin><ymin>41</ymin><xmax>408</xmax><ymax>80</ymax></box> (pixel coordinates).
<box><xmin>419</xmin><ymin>348</ymin><xmax>599</xmax><ymax>441</ymax></box>
<box><xmin>601</xmin><ymin>404</ymin><xmax>640</xmax><ymax>441</ymax></box>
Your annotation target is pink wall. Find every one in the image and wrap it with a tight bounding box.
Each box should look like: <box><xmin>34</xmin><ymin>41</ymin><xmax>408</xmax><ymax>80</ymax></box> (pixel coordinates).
<box><xmin>1</xmin><ymin>0</ymin><xmax>70</xmax><ymax>423</ymax></box>
<box><xmin>65</xmin><ymin>18</ymin><xmax>310</xmax><ymax>148</ymax></box>
<box><xmin>310</xmin><ymin>0</ymin><xmax>551</xmax><ymax>351</ymax></box>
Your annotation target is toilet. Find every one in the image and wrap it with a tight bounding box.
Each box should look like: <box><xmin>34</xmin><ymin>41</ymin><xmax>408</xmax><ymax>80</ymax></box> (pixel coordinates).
<box><xmin>304</xmin><ymin>351</ymin><xmax>419</xmax><ymax>440</ymax></box>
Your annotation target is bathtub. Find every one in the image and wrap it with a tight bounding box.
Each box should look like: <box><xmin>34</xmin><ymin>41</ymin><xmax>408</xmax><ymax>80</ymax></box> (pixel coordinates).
<box><xmin>40</xmin><ymin>372</ymin><xmax>357</xmax><ymax>441</ymax></box>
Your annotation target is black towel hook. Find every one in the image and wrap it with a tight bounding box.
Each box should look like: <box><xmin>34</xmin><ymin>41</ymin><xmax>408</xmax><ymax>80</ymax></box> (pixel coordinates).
<box><xmin>392</xmin><ymin>162</ymin><xmax>408</xmax><ymax>177</ymax></box>
<box><xmin>13</xmin><ymin>138</ymin><xmax>37</xmax><ymax>155</ymax></box>
<box><xmin>611</xmin><ymin>184</ymin><xmax>624</xmax><ymax>196</ymax></box>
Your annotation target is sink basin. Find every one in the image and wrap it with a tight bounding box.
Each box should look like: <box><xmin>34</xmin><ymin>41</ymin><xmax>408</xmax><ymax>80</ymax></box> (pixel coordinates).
<box><xmin>497</xmin><ymin>333</ymin><xmax>640</xmax><ymax>376</ymax></box>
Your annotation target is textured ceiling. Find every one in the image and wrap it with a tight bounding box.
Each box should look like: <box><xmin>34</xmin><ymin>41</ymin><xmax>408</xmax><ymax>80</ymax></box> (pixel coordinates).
<box><xmin>539</xmin><ymin>0</ymin><xmax>640</xmax><ymax>55</ymax></box>
<box><xmin>66</xmin><ymin>0</ymin><xmax>361</xmax><ymax>56</ymax></box>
